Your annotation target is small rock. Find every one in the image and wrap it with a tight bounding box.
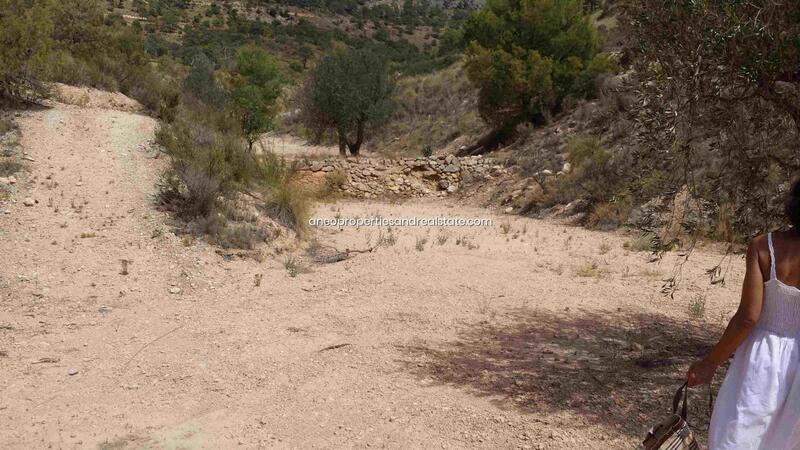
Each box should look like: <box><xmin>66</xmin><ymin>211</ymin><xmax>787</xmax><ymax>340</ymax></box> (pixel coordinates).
<box><xmin>168</xmin><ymin>287</ymin><xmax>182</xmax><ymax>294</ymax></box>
<box><xmin>446</xmin><ymin>185</ymin><xmax>458</xmax><ymax>194</ymax></box>
<box><xmin>22</xmin><ymin>198</ymin><xmax>35</xmax><ymax>207</ymax></box>
<box><xmin>68</xmin><ymin>368</ymin><xmax>78</xmax><ymax>376</ymax></box>
<box><xmin>443</xmin><ymin>164</ymin><xmax>460</xmax><ymax>173</ymax></box>
<box><xmin>7</xmin><ymin>175</ymin><xmax>16</xmax><ymax>184</ymax></box>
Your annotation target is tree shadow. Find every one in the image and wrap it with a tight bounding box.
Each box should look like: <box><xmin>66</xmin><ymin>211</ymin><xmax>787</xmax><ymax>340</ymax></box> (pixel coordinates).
<box><xmin>400</xmin><ymin>309</ymin><xmax>723</xmax><ymax>441</ymax></box>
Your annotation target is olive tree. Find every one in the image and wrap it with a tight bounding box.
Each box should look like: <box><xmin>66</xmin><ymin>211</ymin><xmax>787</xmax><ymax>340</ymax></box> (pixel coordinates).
<box><xmin>302</xmin><ymin>48</ymin><xmax>395</xmax><ymax>156</ymax></box>
<box><xmin>624</xmin><ymin>0</ymin><xmax>800</xmax><ymax>238</ymax></box>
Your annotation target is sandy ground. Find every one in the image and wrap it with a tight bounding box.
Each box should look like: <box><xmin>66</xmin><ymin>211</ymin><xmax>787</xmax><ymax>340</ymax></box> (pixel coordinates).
<box><xmin>0</xmin><ymin>102</ymin><xmax>743</xmax><ymax>449</ymax></box>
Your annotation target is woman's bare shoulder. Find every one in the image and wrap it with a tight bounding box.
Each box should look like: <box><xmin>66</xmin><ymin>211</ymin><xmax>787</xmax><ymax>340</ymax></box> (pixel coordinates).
<box><xmin>749</xmin><ymin>233</ymin><xmax>769</xmax><ymax>252</ymax></box>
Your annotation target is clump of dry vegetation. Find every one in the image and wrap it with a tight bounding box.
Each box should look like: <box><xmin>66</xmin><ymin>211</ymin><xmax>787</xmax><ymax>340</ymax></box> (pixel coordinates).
<box><xmin>155</xmin><ymin>99</ymin><xmax>312</xmax><ymax>249</ymax></box>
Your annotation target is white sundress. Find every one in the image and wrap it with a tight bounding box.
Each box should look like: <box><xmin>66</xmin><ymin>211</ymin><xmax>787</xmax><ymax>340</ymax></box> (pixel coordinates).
<box><xmin>709</xmin><ymin>233</ymin><xmax>800</xmax><ymax>449</ymax></box>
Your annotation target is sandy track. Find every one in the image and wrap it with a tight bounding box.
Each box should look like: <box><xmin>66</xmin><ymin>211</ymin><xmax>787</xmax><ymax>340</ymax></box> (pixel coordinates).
<box><xmin>0</xmin><ymin>103</ymin><xmax>741</xmax><ymax>449</ymax></box>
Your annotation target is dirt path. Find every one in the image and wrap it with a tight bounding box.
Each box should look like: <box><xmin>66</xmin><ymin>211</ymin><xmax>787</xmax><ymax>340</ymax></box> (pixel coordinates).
<box><xmin>1</xmin><ymin>102</ymin><xmax>741</xmax><ymax>449</ymax></box>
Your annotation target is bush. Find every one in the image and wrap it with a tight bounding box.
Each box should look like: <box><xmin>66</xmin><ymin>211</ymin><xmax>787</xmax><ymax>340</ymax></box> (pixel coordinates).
<box><xmin>0</xmin><ymin>0</ymin><xmax>53</xmax><ymax>103</ymax></box>
<box><xmin>0</xmin><ymin>160</ymin><xmax>24</xmax><ymax>177</ymax></box>
<box><xmin>156</xmin><ymin>100</ymin><xmax>258</xmax><ymax>188</ymax></box>
<box><xmin>231</xmin><ymin>46</ymin><xmax>284</xmax><ymax>150</ymax></box>
<box><xmin>563</xmin><ymin>135</ymin><xmax>620</xmax><ymax>203</ymax></box>
<box><xmin>587</xmin><ymin>199</ymin><xmax>632</xmax><ymax>231</ymax></box>
<box><xmin>462</xmin><ymin>0</ymin><xmax>611</xmax><ymax>131</ymax></box>
<box><xmin>215</xmin><ymin>223</ymin><xmax>272</xmax><ymax>249</ymax></box>
<box><xmin>262</xmin><ymin>179</ymin><xmax>312</xmax><ymax>236</ymax></box>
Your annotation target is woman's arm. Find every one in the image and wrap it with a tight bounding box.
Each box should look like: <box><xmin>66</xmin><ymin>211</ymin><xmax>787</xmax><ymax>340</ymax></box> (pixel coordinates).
<box><xmin>686</xmin><ymin>239</ymin><xmax>765</xmax><ymax>387</ymax></box>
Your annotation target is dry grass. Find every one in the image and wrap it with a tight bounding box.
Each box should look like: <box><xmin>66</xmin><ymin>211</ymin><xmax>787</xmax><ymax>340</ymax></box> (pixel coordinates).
<box><xmin>575</xmin><ymin>261</ymin><xmax>609</xmax><ymax>278</ymax></box>
<box><xmin>262</xmin><ymin>181</ymin><xmax>313</xmax><ymax>238</ymax></box>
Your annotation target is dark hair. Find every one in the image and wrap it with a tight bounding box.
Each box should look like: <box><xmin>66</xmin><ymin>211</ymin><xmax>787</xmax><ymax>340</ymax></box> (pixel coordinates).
<box><xmin>785</xmin><ymin>178</ymin><xmax>800</xmax><ymax>228</ymax></box>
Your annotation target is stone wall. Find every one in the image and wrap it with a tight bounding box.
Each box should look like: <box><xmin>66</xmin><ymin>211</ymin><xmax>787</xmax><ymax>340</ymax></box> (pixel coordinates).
<box><xmin>301</xmin><ymin>155</ymin><xmax>510</xmax><ymax>198</ymax></box>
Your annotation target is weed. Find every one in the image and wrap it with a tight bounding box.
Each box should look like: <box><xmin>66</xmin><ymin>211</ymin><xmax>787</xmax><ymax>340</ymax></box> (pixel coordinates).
<box><xmin>575</xmin><ymin>262</ymin><xmax>608</xmax><ymax>278</ymax></box>
<box><xmin>379</xmin><ymin>229</ymin><xmax>398</xmax><ymax>247</ymax></box>
<box><xmin>500</xmin><ymin>221</ymin><xmax>511</xmax><ymax>234</ymax></box>
<box><xmin>415</xmin><ymin>236</ymin><xmax>428</xmax><ymax>251</ymax></box>
<box><xmin>284</xmin><ymin>256</ymin><xmax>299</xmax><ymax>277</ymax></box>
<box><xmin>632</xmin><ymin>232</ymin><xmax>657</xmax><ymax>252</ymax></box>
<box><xmin>688</xmin><ymin>295</ymin><xmax>706</xmax><ymax>319</ymax></box>
<box><xmin>599</xmin><ymin>243</ymin><xmax>611</xmax><ymax>254</ymax></box>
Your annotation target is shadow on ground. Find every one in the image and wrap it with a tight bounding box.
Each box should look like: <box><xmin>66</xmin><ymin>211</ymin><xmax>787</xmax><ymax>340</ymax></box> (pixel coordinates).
<box><xmin>401</xmin><ymin>308</ymin><xmax>724</xmax><ymax>441</ymax></box>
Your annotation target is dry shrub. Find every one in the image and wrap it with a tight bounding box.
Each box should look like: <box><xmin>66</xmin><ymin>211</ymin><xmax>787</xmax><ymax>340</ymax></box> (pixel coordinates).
<box><xmin>587</xmin><ymin>199</ymin><xmax>632</xmax><ymax>231</ymax></box>
<box><xmin>0</xmin><ymin>160</ymin><xmax>23</xmax><ymax>177</ymax></box>
<box><xmin>263</xmin><ymin>181</ymin><xmax>312</xmax><ymax>236</ymax></box>
<box><xmin>156</xmin><ymin>164</ymin><xmax>220</xmax><ymax>219</ymax></box>
<box><xmin>215</xmin><ymin>223</ymin><xmax>272</xmax><ymax>249</ymax></box>
<box><xmin>324</xmin><ymin>169</ymin><xmax>348</xmax><ymax>191</ymax></box>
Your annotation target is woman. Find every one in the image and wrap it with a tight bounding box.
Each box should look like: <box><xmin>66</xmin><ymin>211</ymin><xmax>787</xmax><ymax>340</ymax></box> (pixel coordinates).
<box><xmin>687</xmin><ymin>181</ymin><xmax>800</xmax><ymax>449</ymax></box>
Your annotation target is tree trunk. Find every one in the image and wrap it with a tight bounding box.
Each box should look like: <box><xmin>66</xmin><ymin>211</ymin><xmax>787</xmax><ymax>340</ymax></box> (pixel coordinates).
<box><xmin>347</xmin><ymin>121</ymin><xmax>365</xmax><ymax>156</ymax></box>
<box><xmin>337</xmin><ymin>130</ymin><xmax>347</xmax><ymax>157</ymax></box>
<box><xmin>455</xmin><ymin>128</ymin><xmax>505</xmax><ymax>157</ymax></box>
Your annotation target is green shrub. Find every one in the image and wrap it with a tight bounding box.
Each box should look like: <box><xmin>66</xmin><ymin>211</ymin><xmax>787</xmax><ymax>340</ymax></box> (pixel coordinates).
<box><xmin>0</xmin><ymin>0</ymin><xmax>53</xmax><ymax>102</ymax></box>
<box><xmin>231</xmin><ymin>46</ymin><xmax>284</xmax><ymax>150</ymax></box>
<box><xmin>462</xmin><ymin>0</ymin><xmax>610</xmax><ymax>130</ymax></box>
<box><xmin>632</xmin><ymin>232</ymin><xmax>657</xmax><ymax>252</ymax></box>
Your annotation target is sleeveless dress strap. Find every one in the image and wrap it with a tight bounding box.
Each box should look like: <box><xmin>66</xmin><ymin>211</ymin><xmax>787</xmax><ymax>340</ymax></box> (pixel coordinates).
<box><xmin>768</xmin><ymin>232</ymin><xmax>777</xmax><ymax>280</ymax></box>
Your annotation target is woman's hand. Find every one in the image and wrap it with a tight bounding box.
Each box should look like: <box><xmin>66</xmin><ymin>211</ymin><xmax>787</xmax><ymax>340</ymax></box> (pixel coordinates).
<box><xmin>686</xmin><ymin>359</ymin><xmax>717</xmax><ymax>387</ymax></box>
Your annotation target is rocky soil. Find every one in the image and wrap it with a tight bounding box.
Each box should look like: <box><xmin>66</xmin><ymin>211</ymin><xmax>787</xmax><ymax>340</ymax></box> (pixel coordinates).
<box><xmin>0</xmin><ymin>97</ymin><xmax>740</xmax><ymax>449</ymax></box>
